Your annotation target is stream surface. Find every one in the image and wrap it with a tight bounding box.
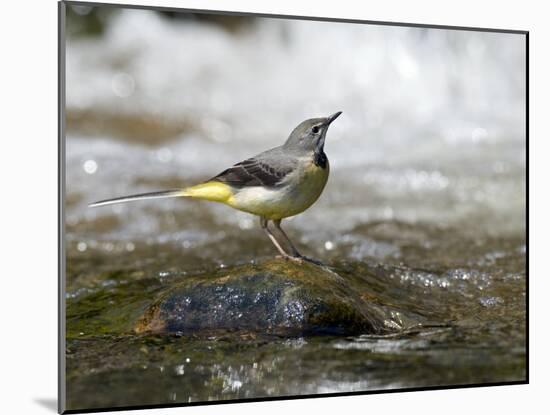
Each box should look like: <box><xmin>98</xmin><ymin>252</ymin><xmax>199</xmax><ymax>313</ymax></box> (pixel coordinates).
<box><xmin>64</xmin><ymin>6</ymin><xmax>526</xmax><ymax>411</ymax></box>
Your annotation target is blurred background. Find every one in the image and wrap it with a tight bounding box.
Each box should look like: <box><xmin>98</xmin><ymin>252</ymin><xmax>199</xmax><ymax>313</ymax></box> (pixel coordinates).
<box><xmin>65</xmin><ymin>5</ymin><xmax>526</xmax><ymax>263</ymax></box>
<box><xmin>64</xmin><ymin>5</ymin><xmax>526</xmax><ymax>409</ymax></box>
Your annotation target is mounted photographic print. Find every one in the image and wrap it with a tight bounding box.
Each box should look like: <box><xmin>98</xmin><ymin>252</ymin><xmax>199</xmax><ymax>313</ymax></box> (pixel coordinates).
<box><xmin>58</xmin><ymin>1</ymin><xmax>528</xmax><ymax>413</ymax></box>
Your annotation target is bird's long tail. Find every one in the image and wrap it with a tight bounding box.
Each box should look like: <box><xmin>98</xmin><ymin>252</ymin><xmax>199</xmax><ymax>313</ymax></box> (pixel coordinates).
<box><xmin>89</xmin><ymin>182</ymin><xmax>234</xmax><ymax>208</ymax></box>
<box><xmin>89</xmin><ymin>189</ymin><xmax>186</xmax><ymax>207</ymax></box>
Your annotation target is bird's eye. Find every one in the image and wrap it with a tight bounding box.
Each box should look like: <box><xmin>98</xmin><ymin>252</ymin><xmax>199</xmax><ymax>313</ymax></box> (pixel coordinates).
<box><xmin>312</xmin><ymin>126</ymin><xmax>320</xmax><ymax>134</ymax></box>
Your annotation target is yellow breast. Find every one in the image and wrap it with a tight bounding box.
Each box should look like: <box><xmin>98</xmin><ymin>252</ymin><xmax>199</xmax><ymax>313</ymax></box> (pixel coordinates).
<box><xmin>181</xmin><ymin>158</ymin><xmax>329</xmax><ymax>220</ymax></box>
<box><xmin>229</xmin><ymin>158</ymin><xmax>329</xmax><ymax>220</ymax></box>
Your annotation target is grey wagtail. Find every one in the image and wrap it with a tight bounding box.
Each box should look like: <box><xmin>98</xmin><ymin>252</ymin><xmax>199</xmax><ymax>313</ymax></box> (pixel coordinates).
<box><xmin>90</xmin><ymin>111</ymin><xmax>342</xmax><ymax>261</ymax></box>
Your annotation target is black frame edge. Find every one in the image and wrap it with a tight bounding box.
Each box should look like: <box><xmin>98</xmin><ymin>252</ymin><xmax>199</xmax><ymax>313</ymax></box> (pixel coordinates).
<box><xmin>63</xmin><ymin>381</ymin><xmax>528</xmax><ymax>414</ymax></box>
<box><xmin>58</xmin><ymin>1</ymin><xmax>67</xmax><ymax>414</ymax></box>
<box><xmin>524</xmin><ymin>31</ymin><xmax>529</xmax><ymax>384</ymax></box>
<box><xmin>64</xmin><ymin>0</ymin><xmax>528</xmax><ymax>34</ymax></box>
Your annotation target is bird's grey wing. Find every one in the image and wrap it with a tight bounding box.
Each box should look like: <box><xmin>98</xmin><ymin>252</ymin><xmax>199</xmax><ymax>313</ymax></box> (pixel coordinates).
<box><xmin>211</xmin><ymin>151</ymin><xmax>297</xmax><ymax>188</ymax></box>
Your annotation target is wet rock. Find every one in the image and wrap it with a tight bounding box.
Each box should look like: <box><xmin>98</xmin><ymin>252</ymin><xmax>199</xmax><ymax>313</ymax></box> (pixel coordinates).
<box><xmin>136</xmin><ymin>259</ymin><xmax>390</xmax><ymax>336</ymax></box>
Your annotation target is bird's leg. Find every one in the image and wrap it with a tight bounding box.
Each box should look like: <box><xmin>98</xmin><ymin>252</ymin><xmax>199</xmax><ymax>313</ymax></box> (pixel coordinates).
<box><xmin>273</xmin><ymin>219</ymin><xmax>302</xmax><ymax>258</ymax></box>
<box><xmin>260</xmin><ymin>217</ymin><xmax>292</xmax><ymax>259</ymax></box>
<box><xmin>273</xmin><ymin>220</ymin><xmax>325</xmax><ymax>265</ymax></box>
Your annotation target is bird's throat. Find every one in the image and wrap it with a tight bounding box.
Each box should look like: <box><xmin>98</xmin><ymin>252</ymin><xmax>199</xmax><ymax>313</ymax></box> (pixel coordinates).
<box><xmin>313</xmin><ymin>149</ymin><xmax>328</xmax><ymax>169</ymax></box>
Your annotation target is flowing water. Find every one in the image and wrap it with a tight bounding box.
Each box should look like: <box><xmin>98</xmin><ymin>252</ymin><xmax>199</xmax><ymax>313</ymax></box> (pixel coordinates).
<box><xmin>63</xmin><ymin>6</ymin><xmax>526</xmax><ymax>411</ymax></box>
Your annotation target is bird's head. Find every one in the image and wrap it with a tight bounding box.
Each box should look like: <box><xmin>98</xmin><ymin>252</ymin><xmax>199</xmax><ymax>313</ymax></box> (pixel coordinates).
<box><xmin>283</xmin><ymin>111</ymin><xmax>342</xmax><ymax>154</ymax></box>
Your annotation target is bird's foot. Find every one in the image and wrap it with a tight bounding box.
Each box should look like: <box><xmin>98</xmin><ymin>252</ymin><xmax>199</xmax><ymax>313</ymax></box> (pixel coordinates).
<box><xmin>300</xmin><ymin>256</ymin><xmax>324</xmax><ymax>266</ymax></box>
<box><xmin>275</xmin><ymin>254</ymin><xmax>325</xmax><ymax>265</ymax></box>
<box><xmin>276</xmin><ymin>254</ymin><xmax>304</xmax><ymax>264</ymax></box>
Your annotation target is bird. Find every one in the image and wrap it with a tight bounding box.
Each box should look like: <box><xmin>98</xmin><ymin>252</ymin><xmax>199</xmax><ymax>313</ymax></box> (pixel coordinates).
<box><xmin>90</xmin><ymin>111</ymin><xmax>342</xmax><ymax>262</ymax></box>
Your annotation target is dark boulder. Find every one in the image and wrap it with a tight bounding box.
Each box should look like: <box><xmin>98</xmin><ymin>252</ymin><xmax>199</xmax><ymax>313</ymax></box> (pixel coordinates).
<box><xmin>136</xmin><ymin>259</ymin><xmax>391</xmax><ymax>336</ymax></box>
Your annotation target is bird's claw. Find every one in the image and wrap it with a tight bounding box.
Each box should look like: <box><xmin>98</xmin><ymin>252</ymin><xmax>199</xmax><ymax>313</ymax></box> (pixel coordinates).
<box><xmin>276</xmin><ymin>254</ymin><xmax>304</xmax><ymax>264</ymax></box>
<box><xmin>300</xmin><ymin>256</ymin><xmax>324</xmax><ymax>265</ymax></box>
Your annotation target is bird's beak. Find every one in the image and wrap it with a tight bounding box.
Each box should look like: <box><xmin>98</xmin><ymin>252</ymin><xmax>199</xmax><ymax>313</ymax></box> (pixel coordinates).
<box><xmin>325</xmin><ymin>111</ymin><xmax>343</xmax><ymax>126</ymax></box>
<box><xmin>316</xmin><ymin>111</ymin><xmax>342</xmax><ymax>153</ymax></box>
